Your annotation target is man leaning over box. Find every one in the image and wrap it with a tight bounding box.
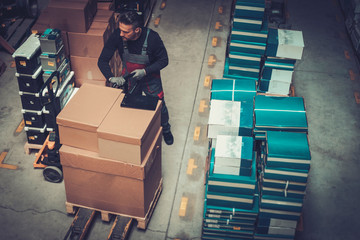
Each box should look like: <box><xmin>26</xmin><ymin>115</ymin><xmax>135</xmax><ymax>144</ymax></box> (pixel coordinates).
<box><xmin>98</xmin><ymin>11</ymin><xmax>174</xmax><ymax>145</ymax></box>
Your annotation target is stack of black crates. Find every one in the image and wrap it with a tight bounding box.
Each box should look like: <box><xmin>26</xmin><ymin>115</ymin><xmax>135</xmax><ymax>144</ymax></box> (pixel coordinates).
<box><xmin>12</xmin><ymin>30</ymin><xmax>74</xmax><ymax>146</ymax></box>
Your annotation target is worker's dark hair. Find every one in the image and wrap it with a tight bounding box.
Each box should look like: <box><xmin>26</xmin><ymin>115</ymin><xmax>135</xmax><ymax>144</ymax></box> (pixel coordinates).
<box><xmin>119</xmin><ymin>11</ymin><xmax>143</xmax><ymax>29</ymax></box>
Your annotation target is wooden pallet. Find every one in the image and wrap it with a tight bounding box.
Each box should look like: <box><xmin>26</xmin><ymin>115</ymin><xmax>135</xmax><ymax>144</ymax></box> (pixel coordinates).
<box><xmin>66</xmin><ymin>178</ymin><xmax>163</xmax><ymax>230</ymax></box>
<box><xmin>24</xmin><ymin>141</ymin><xmax>43</xmax><ymax>155</ymax></box>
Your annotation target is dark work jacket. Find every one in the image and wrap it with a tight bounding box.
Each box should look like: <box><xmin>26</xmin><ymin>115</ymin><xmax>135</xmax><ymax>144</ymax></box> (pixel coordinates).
<box><xmin>97</xmin><ymin>27</ymin><xmax>169</xmax><ymax>80</ymax></box>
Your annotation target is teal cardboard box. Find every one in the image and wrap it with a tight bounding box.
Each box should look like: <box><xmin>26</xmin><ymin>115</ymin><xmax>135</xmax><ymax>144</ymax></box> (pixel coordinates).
<box><xmin>211</xmin><ymin>78</ymin><xmax>256</xmax><ymax>102</ymax></box>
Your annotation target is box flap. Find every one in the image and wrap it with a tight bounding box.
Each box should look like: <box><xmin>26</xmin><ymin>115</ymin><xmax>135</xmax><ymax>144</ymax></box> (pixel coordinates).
<box><xmin>57</xmin><ymin>84</ymin><xmax>122</xmax><ymax>132</ymax></box>
<box><xmin>97</xmin><ymin>93</ymin><xmax>162</xmax><ymax>145</ymax></box>
<box><xmin>60</xmin><ymin>128</ymin><xmax>162</xmax><ymax>180</ymax></box>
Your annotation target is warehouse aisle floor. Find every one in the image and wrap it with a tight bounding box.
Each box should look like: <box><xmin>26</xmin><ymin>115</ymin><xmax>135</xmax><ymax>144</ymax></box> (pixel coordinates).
<box><xmin>0</xmin><ymin>0</ymin><xmax>360</xmax><ymax>240</ymax></box>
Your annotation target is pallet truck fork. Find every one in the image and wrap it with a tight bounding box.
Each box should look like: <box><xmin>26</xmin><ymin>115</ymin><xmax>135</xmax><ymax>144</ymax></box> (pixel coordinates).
<box><xmin>34</xmin><ymin>70</ymin><xmax>63</xmax><ymax>183</ymax></box>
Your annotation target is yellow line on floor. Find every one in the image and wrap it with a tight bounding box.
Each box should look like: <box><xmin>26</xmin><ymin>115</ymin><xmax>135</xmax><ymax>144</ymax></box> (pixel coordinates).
<box><xmin>187</xmin><ymin>158</ymin><xmax>198</xmax><ymax>175</ymax></box>
<box><xmin>199</xmin><ymin>100</ymin><xmax>208</xmax><ymax>113</ymax></box>
<box><xmin>15</xmin><ymin>119</ymin><xmax>24</xmax><ymax>133</ymax></box>
<box><xmin>204</xmin><ymin>75</ymin><xmax>211</xmax><ymax>87</ymax></box>
<box><xmin>179</xmin><ymin>197</ymin><xmax>188</xmax><ymax>217</ymax></box>
<box><xmin>193</xmin><ymin>127</ymin><xmax>201</xmax><ymax>141</ymax></box>
<box><xmin>0</xmin><ymin>151</ymin><xmax>18</xmax><ymax>170</ymax></box>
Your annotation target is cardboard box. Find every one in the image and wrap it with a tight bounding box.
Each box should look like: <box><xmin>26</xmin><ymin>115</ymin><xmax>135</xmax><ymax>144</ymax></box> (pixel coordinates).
<box><xmin>56</xmin><ymin>84</ymin><xmax>122</xmax><ymax>151</ymax></box>
<box><xmin>68</xmin><ymin>21</ymin><xmax>111</xmax><ymax>58</ymax></box>
<box><xmin>75</xmin><ymin>78</ymin><xmax>106</xmax><ymax>87</ymax></box>
<box><xmin>60</xmin><ymin>128</ymin><xmax>162</xmax><ymax>218</ymax></box>
<box><xmin>47</xmin><ymin>1</ymin><xmax>94</xmax><ymax>33</ymax></box>
<box><xmin>93</xmin><ymin>9</ymin><xmax>116</xmax><ymax>33</ymax></box>
<box><xmin>97</xmin><ymin>93</ymin><xmax>162</xmax><ymax>165</ymax></box>
<box><xmin>70</xmin><ymin>56</ymin><xmax>106</xmax><ymax>80</ymax></box>
<box><xmin>98</xmin><ymin>1</ymin><xmax>113</xmax><ymax>10</ymax></box>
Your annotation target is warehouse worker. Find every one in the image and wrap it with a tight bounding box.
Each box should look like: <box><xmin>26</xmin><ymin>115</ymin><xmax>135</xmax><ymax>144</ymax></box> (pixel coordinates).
<box><xmin>98</xmin><ymin>11</ymin><xmax>174</xmax><ymax>145</ymax></box>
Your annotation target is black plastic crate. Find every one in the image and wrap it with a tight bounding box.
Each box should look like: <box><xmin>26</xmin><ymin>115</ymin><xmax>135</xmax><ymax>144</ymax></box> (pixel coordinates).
<box><xmin>12</xmin><ymin>34</ymin><xmax>41</xmax><ymax>75</ymax></box>
<box><xmin>16</xmin><ymin>66</ymin><xmax>44</xmax><ymax>93</ymax></box>
<box><xmin>19</xmin><ymin>91</ymin><xmax>43</xmax><ymax>111</ymax></box>
<box><xmin>25</xmin><ymin>125</ymin><xmax>48</xmax><ymax>145</ymax></box>
<box><xmin>21</xmin><ymin>108</ymin><xmax>45</xmax><ymax>128</ymax></box>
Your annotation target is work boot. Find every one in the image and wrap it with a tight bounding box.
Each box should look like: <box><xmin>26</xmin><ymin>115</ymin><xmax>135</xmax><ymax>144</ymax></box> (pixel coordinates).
<box><xmin>163</xmin><ymin>131</ymin><xmax>174</xmax><ymax>145</ymax></box>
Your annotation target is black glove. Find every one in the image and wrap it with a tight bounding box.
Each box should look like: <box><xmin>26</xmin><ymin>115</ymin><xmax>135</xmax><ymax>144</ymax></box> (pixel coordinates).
<box><xmin>109</xmin><ymin>76</ymin><xmax>126</xmax><ymax>88</ymax></box>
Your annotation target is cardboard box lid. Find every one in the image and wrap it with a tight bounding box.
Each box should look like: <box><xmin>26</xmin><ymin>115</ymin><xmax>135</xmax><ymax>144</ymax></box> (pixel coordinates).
<box><xmin>60</xmin><ymin>128</ymin><xmax>162</xmax><ymax>180</ymax></box>
<box><xmin>97</xmin><ymin>93</ymin><xmax>162</xmax><ymax>145</ymax></box>
<box><xmin>57</xmin><ymin>84</ymin><xmax>122</xmax><ymax>132</ymax></box>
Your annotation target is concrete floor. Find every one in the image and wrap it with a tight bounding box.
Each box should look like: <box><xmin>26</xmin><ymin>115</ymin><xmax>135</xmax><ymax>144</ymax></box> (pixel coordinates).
<box><xmin>0</xmin><ymin>0</ymin><xmax>359</xmax><ymax>239</ymax></box>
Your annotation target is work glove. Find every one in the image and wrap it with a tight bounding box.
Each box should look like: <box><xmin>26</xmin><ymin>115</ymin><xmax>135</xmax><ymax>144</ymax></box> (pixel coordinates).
<box><xmin>109</xmin><ymin>76</ymin><xmax>126</xmax><ymax>88</ymax></box>
<box><xmin>131</xmin><ymin>69</ymin><xmax>146</xmax><ymax>80</ymax></box>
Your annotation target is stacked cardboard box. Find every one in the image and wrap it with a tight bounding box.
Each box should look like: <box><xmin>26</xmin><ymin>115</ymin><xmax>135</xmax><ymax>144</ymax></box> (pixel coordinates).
<box><xmin>210</xmin><ymin>78</ymin><xmax>257</xmax><ymax>103</ymax></box>
<box><xmin>258</xmin><ymin>28</ymin><xmax>304</xmax><ymax>96</ymax></box>
<box><xmin>57</xmin><ymin>84</ymin><xmax>163</xmax><ymax>218</ymax></box>
<box><xmin>31</xmin><ymin>0</ymin><xmax>120</xmax><ymax>87</ymax></box>
<box><xmin>224</xmin><ymin>0</ymin><xmax>268</xmax><ymax>82</ymax></box>
<box><xmin>255</xmin><ymin>131</ymin><xmax>310</xmax><ymax>240</ymax></box>
<box><xmin>203</xmin><ymin>1</ymin><xmax>311</xmax><ymax>239</ymax></box>
<box><xmin>254</xmin><ymin>95</ymin><xmax>308</xmax><ymax>140</ymax></box>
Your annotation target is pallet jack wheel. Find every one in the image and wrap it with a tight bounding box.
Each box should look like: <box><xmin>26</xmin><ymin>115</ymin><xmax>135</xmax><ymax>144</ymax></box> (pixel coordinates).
<box><xmin>43</xmin><ymin>166</ymin><xmax>63</xmax><ymax>183</ymax></box>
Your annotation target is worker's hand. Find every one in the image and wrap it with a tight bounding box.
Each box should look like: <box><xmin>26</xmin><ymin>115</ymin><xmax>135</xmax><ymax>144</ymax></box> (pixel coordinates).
<box><xmin>109</xmin><ymin>76</ymin><xmax>126</xmax><ymax>88</ymax></box>
<box><xmin>131</xmin><ymin>69</ymin><xmax>146</xmax><ymax>80</ymax></box>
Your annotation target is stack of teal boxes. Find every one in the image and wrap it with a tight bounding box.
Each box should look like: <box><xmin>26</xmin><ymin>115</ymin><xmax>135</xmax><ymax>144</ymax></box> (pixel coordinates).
<box><xmin>224</xmin><ymin>0</ymin><xmax>268</xmax><ymax>81</ymax></box>
<box><xmin>259</xmin><ymin>28</ymin><xmax>304</xmax><ymax>95</ymax></box>
<box><xmin>202</xmin><ymin>1</ymin><xmax>311</xmax><ymax>239</ymax></box>
<box><xmin>255</xmin><ymin>131</ymin><xmax>311</xmax><ymax>240</ymax></box>
<box><xmin>253</xmin><ymin>95</ymin><xmax>308</xmax><ymax>140</ymax></box>
<box><xmin>203</xmin><ymin>136</ymin><xmax>259</xmax><ymax>239</ymax></box>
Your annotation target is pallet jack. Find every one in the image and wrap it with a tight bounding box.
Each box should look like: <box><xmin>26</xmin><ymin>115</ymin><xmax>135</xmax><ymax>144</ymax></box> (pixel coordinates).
<box><xmin>33</xmin><ymin>70</ymin><xmax>63</xmax><ymax>183</ymax></box>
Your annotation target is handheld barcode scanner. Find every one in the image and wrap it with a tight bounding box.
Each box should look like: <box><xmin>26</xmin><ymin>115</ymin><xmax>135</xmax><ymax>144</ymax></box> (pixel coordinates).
<box><xmin>120</xmin><ymin>73</ymin><xmax>158</xmax><ymax>111</ymax></box>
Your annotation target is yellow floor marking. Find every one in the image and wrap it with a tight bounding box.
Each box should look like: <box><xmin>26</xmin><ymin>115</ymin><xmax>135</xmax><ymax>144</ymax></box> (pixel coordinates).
<box><xmin>160</xmin><ymin>0</ymin><xmax>166</xmax><ymax>10</ymax></box>
<box><xmin>349</xmin><ymin>69</ymin><xmax>356</xmax><ymax>81</ymax></box>
<box><xmin>154</xmin><ymin>16</ymin><xmax>161</xmax><ymax>27</ymax></box>
<box><xmin>208</xmin><ymin>55</ymin><xmax>217</xmax><ymax>67</ymax></box>
<box><xmin>179</xmin><ymin>197</ymin><xmax>188</xmax><ymax>217</ymax></box>
<box><xmin>218</xmin><ymin>6</ymin><xmax>223</xmax><ymax>14</ymax></box>
<box><xmin>212</xmin><ymin>37</ymin><xmax>219</xmax><ymax>47</ymax></box>
<box><xmin>204</xmin><ymin>75</ymin><xmax>212</xmax><ymax>87</ymax></box>
<box><xmin>355</xmin><ymin>92</ymin><xmax>360</xmax><ymax>104</ymax></box>
<box><xmin>0</xmin><ymin>152</ymin><xmax>18</xmax><ymax>170</ymax></box>
<box><xmin>199</xmin><ymin>100</ymin><xmax>208</xmax><ymax>113</ymax></box>
<box><xmin>193</xmin><ymin>127</ymin><xmax>201</xmax><ymax>141</ymax></box>
<box><xmin>187</xmin><ymin>158</ymin><xmax>198</xmax><ymax>175</ymax></box>
<box><xmin>215</xmin><ymin>21</ymin><xmax>222</xmax><ymax>30</ymax></box>
<box><xmin>344</xmin><ymin>50</ymin><xmax>351</xmax><ymax>60</ymax></box>
<box><xmin>15</xmin><ymin>119</ymin><xmax>25</xmax><ymax>133</ymax></box>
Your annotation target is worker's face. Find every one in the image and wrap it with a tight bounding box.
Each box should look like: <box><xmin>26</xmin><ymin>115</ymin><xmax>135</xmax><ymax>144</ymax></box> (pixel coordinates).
<box><xmin>119</xmin><ymin>23</ymin><xmax>141</xmax><ymax>41</ymax></box>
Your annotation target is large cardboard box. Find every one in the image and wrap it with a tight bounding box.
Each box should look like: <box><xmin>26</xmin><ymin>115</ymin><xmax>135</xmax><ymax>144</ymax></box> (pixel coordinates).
<box><xmin>68</xmin><ymin>21</ymin><xmax>112</xmax><ymax>58</ymax></box>
<box><xmin>60</xmin><ymin>128</ymin><xmax>162</xmax><ymax>218</ymax></box>
<box><xmin>75</xmin><ymin>78</ymin><xmax>106</xmax><ymax>87</ymax></box>
<box><xmin>97</xmin><ymin>93</ymin><xmax>162</xmax><ymax>165</ymax></box>
<box><xmin>56</xmin><ymin>84</ymin><xmax>122</xmax><ymax>151</ymax></box>
<box><xmin>47</xmin><ymin>1</ymin><xmax>94</xmax><ymax>33</ymax></box>
<box><xmin>93</xmin><ymin>9</ymin><xmax>116</xmax><ymax>33</ymax></box>
<box><xmin>70</xmin><ymin>56</ymin><xmax>106</xmax><ymax>81</ymax></box>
